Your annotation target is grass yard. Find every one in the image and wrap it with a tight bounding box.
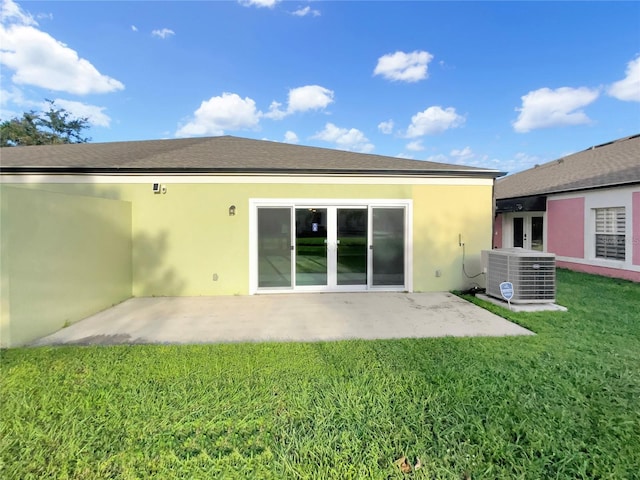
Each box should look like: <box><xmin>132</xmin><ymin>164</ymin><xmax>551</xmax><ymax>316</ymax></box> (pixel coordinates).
<box><xmin>1</xmin><ymin>269</ymin><xmax>639</xmax><ymax>479</ymax></box>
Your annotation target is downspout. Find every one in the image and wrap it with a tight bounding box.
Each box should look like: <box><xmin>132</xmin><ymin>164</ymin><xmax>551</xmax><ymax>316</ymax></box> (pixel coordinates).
<box><xmin>492</xmin><ymin>179</ymin><xmax>497</xmax><ymax>249</ymax></box>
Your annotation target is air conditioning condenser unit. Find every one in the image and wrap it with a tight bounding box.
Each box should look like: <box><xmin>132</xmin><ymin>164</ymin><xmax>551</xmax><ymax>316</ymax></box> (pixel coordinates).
<box><xmin>484</xmin><ymin>248</ymin><xmax>556</xmax><ymax>304</ymax></box>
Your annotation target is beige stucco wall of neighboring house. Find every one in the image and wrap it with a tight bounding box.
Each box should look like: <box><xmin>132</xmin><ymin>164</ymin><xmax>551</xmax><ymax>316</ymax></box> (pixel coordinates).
<box><xmin>3</xmin><ymin>177</ymin><xmax>493</xmax><ymax>297</ymax></box>
<box><xmin>0</xmin><ymin>185</ymin><xmax>132</xmax><ymax>348</ymax></box>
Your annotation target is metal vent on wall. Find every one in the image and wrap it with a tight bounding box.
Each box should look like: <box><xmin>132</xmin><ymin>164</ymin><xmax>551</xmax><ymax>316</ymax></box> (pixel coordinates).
<box><xmin>484</xmin><ymin>248</ymin><xmax>556</xmax><ymax>304</ymax></box>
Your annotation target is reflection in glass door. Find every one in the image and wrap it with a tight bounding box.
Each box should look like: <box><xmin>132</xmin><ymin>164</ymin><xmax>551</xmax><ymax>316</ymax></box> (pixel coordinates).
<box><xmin>372</xmin><ymin>208</ymin><xmax>405</xmax><ymax>286</ymax></box>
<box><xmin>337</xmin><ymin>208</ymin><xmax>368</xmax><ymax>285</ymax></box>
<box><xmin>513</xmin><ymin>217</ymin><xmax>524</xmax><ymax>248</ymax></box>
<box><xmin>295</xmin><ymin>208</ymin><xmax>328</xmax><ymax>286</ymax></box>
<box><xmin>257</xmin><ymin>208</ymin><xmax>292</xmax><ymax>288</ymax></box>
<box><xmin>531</xmin><ymin>216</ymin><xmax>544</xmax><ymax>251</ymax></box>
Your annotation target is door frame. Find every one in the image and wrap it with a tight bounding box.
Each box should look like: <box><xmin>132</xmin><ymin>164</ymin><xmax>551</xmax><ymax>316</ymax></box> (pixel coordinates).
<box><xmin>249</xmin><ymin>198</ymin><xmax>413</xmax><ymax>294</ymax></box>
<box><xmin>502</xmin><ymin>212</ymin><xmax>546</xmax><ymax>250</ymax></box>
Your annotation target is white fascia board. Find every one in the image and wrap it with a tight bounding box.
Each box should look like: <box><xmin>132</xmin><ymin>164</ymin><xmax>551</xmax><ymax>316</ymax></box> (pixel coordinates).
<box><xmin>1</xmin><ymin>173</ymin><xmax>494</xmax><ymax>187</ymax></box>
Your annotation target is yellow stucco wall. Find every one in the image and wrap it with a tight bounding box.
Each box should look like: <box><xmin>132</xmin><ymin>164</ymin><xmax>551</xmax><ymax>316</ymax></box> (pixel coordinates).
<box><xmin>412</xmin><ymin>185</ymin><xmax>493</xmax><ymax>291</ymax></box>
<box><xmin>0</xmin><ymin>186</ymin><xmax>132</xmax><ymax>347</ymax></box>
<box><xmin>126</xmin><ymin>182</ymin><xmax>421</xmax><ymax>296</ymax></box>
<box><xmin>2</xmin><ymin>179</ymin><xmax>492</xmax><ymax>299</ymax></box>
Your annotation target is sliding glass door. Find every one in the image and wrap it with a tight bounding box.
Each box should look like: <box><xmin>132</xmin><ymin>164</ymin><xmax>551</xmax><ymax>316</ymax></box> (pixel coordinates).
<box><xmin>295</xmin><ymin>208</ymin><xmax>328</xmax><ymax>286</ymax></box>
<box><xmin>337</xmin><ymin>208</ymin><xmax>368</xmax><ymax>286</ymax></box>
<box><xmin>372</xmin><ymin>207</ymin><xmax>405</xmax><ymax>286</ymax></box>
<box><xmin>255</xmin><ymin>203</ymin><xmax>408</xmax><ymax>292</ymax></box>
<box><xmin>257</xmin><ymin>207</ymin><xmax>292</xmax><ymax>288</ymax></box>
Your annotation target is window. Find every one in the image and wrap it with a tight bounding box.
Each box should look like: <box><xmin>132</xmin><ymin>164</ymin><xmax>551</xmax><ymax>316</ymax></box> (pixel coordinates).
<box><xmin>594</xmin><ymin>207</ymin><xmax>625</xmax><ymax>260</ymax></box>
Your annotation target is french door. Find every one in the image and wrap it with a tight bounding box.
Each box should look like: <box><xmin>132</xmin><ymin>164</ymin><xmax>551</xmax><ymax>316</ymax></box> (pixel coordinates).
<box><xmin>254</xmin><ymin>203</ymin><xmax>408</xmax><ymax>292</ymax></box>
<box><xmin>511</xmin><ymin>214</ymin><xmax>544</xmax><ymax>251</ymax></box>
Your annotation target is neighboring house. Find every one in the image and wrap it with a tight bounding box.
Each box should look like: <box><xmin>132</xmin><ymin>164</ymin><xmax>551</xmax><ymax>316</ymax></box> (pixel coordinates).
<box><xmin>494</xmin><ymin>134</ymin><xmax>640</xmax><ymax>282</ymax></box>
<box><xmin>0</xmin><ymin>135</ymin><xmax>501</xmax><ymax>347</ymax></box>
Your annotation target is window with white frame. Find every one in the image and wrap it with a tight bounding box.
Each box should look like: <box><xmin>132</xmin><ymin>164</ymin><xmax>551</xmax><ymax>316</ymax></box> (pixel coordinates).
<box><xmin>594</xmin><ymin>207</ymin><xmax>626</xmax><ymax>260</ymax></box>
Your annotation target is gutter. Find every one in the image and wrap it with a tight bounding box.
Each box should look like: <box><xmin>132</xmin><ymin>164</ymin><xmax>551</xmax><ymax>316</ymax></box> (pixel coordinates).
<box><xmin>0</xmin><ymin>166</ymin><xmax>506</xmax><ymax>179</ymax></box>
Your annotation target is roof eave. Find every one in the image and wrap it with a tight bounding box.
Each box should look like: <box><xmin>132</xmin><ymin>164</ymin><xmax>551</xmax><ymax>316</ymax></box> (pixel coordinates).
<box><xmin>496</xmin><ymin>179</ymin><xmax>640</xmax><ymax>201</ymax></box>
<box><xmin>0</xmin><ymin>166</ymin><xmax>505</xmax><ymax>178</ymax></box>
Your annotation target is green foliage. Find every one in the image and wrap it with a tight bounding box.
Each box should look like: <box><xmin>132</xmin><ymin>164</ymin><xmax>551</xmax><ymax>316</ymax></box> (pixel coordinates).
<box><xmin>1</xmin><ymin>270</ymin><xmax>638</xmax><ymax>479</ymax></box>
<box><xmin>0</xmin><ymin>100</ymin><xmax>90</xmax><ymax>147</ymax></box>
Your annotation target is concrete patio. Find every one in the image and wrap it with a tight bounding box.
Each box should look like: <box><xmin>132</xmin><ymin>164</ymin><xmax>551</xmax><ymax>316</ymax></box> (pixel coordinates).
<box><xmin>30</xmin><ymin>292</ymin><xmax>533</xmax><ymax>346</ymax></box>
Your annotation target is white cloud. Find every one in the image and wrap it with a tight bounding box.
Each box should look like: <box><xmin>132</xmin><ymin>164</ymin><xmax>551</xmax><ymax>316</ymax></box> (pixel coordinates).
<box><xmin>239</xmin><ymin>0</ymin><xmax>279</xmax><ymax>8</ymax></box>
<box><xmin>0</xmin><ymin>84</ymin><xmax>29</xmax><ymax>108</ymax></box>
<box><xmin>424</xmin><ymin>154</ymin><xmax>449</xmax><ymax>164</ymax></box>
<box><xmin>450</xmin><ymin>146</ymin><xmax>474</xmax><ymax>161</ymax></box>
<box><xmin>374</xmin><ymin>50</ymin><xmax>434</xmax><ymax>82</ymax></box>
<box><xmin>266</xmin><ymin>100</ymin><xmax>286</xmax><ymax>120</ymax></box>
<box><xmin>0</xmin><ymin>88</ymin><xmax>24</xmax><ymax>119</ymax></box>
<box><xmin>131</xmin><ymin>25</ymin><xmax>138</xmax><ymax>32</ymax></box>
<box><xmin>406</xmin><ymin>140</ymin><xmax>424</xmax><ymax>152</ymax></box>
<box><xmin>378</xmin><ymin>119</ymin><xmax>394</xmax><ymax>134</ymax></box>
<box><xmin>420</xmin><ymin>147</ymin><xmax>478</xmax><ymax>167</ymax></box>
<box><xmin>0</xmin><ymin>90</ymin><xmax>110</xmax><ymax>128</ymax></box>
<box><xmin>0</xmin><ymin>4</ymin><xmax>124</xmax><ymax>96</ymax></box>
<box><xmin>36</xmin><ymin>12</ymin><xmax>53</xmax><ymax>21</ymax></box>
<box><xmin>312</xmin><ymin>122</ymin><xmax>374</xmax><ymax>153</ymax></box>
<box><xmin>513</xmin><ymin>86</ymin><xmax>599</xmax><ymax>133</ymax></box>
<box><xmin>406</xmin><ymin>106</ymin><xmax>465</xmax><ymax>137</ymax></box>
<box><xmin>499</xmin><ymin>152</ymin><xmax>547</xmax><ymax>174</ymax></box>
<box><xmin>265</xmin><ymin>85</ymin><xmax>334</xmax><ymax>119</ymax></box>
<box><xmin>152</xmin><ymin>28</ymin><xmax>175</xmax><ymax>39</ymax></box>
<box><xmin>288</xmin><ymin>85</ymin><xmax>334</xmax><ymax>113</ymax></box>
<box><xmin>513</xmin><ymin>152</ymin><xmax>543</xmax><ymax>168</ymax></box>
<box><xmin>608</xmin><ymin>56</ymin><xmax>640</xmax><ymax>102</ymax></box>
<box><xmin>284</xmin><ymin>130</ymin><xmax>298</xmax><ymax>143</ymax></box>
<box><xmin>1</xmin><ymin>0</ymin><xmax>37</xmax><ymax>26</ymax></box>
<box><xmin>176</xmin><ymin>92</ymin><xmax>261</xmax><ymax>137</ymax></box>
<box><xmin>50</xmin><ymin>99</ymin><xmax>111</xmax><ymax>127</ymax></box>
<box><xmin>292</xmin><ymin>6</ymin><xmax>320</xmax><ymax>17</ymax></box>
<box><xmin>0</xmin><ymin>82</ymin><xmax>53</xmax><ymax>120</ymax></box>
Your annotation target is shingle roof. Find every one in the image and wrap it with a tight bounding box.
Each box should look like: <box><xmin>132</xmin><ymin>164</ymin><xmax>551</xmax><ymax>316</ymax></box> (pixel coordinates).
<box><xmin>0</xmin><ymin>135</ymin><xmax>501</xmax><ymax>177</ymax></box>
<box><xmin>495</xmin><ymin>134</ymin><xmax>640</xmax><ymax>200</ymax></box>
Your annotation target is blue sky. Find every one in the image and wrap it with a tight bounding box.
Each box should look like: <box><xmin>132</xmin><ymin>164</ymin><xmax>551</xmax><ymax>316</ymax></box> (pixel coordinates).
<box><xmin>1</xmin><ymin>0</ymin><xmax>639</xmax><ymax>174</ymax></box>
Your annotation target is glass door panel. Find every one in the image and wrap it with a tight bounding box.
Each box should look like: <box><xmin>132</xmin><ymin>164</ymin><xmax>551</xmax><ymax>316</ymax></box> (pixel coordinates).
<box><xmin>257</xmin><ymin>208</ymin><xmax>292</xmax><ymax>288</ymax></box>
<box><xmin>531</xmin><ymin>216</ymin><xmax>544</xmax><ymax>251</ymax></box>
<box><xmin>337</xmin><ymin>208</ymin><xmax>367</xmax><ymax>285</ymax></box>
<box><xmin>513</xmin><ymin>217</ymin><xmax>524</xmax><ymax>248</ymax></box>
<box><xmin>295</xmin><ymin>208</ymin><xmax>328</xmax><ymax>286</ymax></box>
<box><xmin>372</xmin><ymin>208</ymin><xmax>405</xmax><ymax>286</ymax></box>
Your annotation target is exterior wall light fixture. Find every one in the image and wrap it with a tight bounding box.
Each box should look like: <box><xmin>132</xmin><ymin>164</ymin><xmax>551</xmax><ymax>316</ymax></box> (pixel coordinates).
<box><xmin>229</xmin><ymin>205</ymin><xmax>236</xmax><ymax>216</ymax></box>
<box><xmin>152</xmin><ymin>183</ymin><xmax>167</xmax><ymax>194</ymax></box>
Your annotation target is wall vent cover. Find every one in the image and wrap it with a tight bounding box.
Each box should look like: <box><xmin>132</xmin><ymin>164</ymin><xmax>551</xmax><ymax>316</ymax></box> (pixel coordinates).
<box><xmin>484</xmin><ymin>248</ymin><xmax>556</xmax><ymax>304</ymax></box>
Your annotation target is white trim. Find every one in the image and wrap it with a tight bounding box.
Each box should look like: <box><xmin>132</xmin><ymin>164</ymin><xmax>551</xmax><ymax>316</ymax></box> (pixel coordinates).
<box><xmin>501</xmin><ymin>212</ymin><xmax>546</xmax><ymax>251</ymax></box>
<box><xmin>555</xmin><ymin>255</ymin><xmax>640</xmax><ymax>273</ymax></box>
<box><xmin>580</xmin><ymin>188</ymin><xmax>634</xmax><ymax>268</ymax></box>
<box><xmin>1</xmin><ymin>173</ymin><xmax>494</xmax><ymax>187</ymax></box>
<box><xmin>249</xmin><ymin>198</ymin><xmax>413</xmax><ymax>294</ymax></box>
<box><xmin>548</xmin><ymin>184</ymin><xmax>639</xmax><ymax>201</ymax></box>
<box><xmin>250</xmin><ymin>198</ymin><xmax>413</xmax><ymax>207</ymax></box>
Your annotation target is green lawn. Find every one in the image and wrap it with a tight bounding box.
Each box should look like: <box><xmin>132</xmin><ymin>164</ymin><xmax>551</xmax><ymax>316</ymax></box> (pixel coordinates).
<box><xmin>1</xmin><ymin>270</ymin><xmax>638</xmax><ymax>479</ymax></box>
